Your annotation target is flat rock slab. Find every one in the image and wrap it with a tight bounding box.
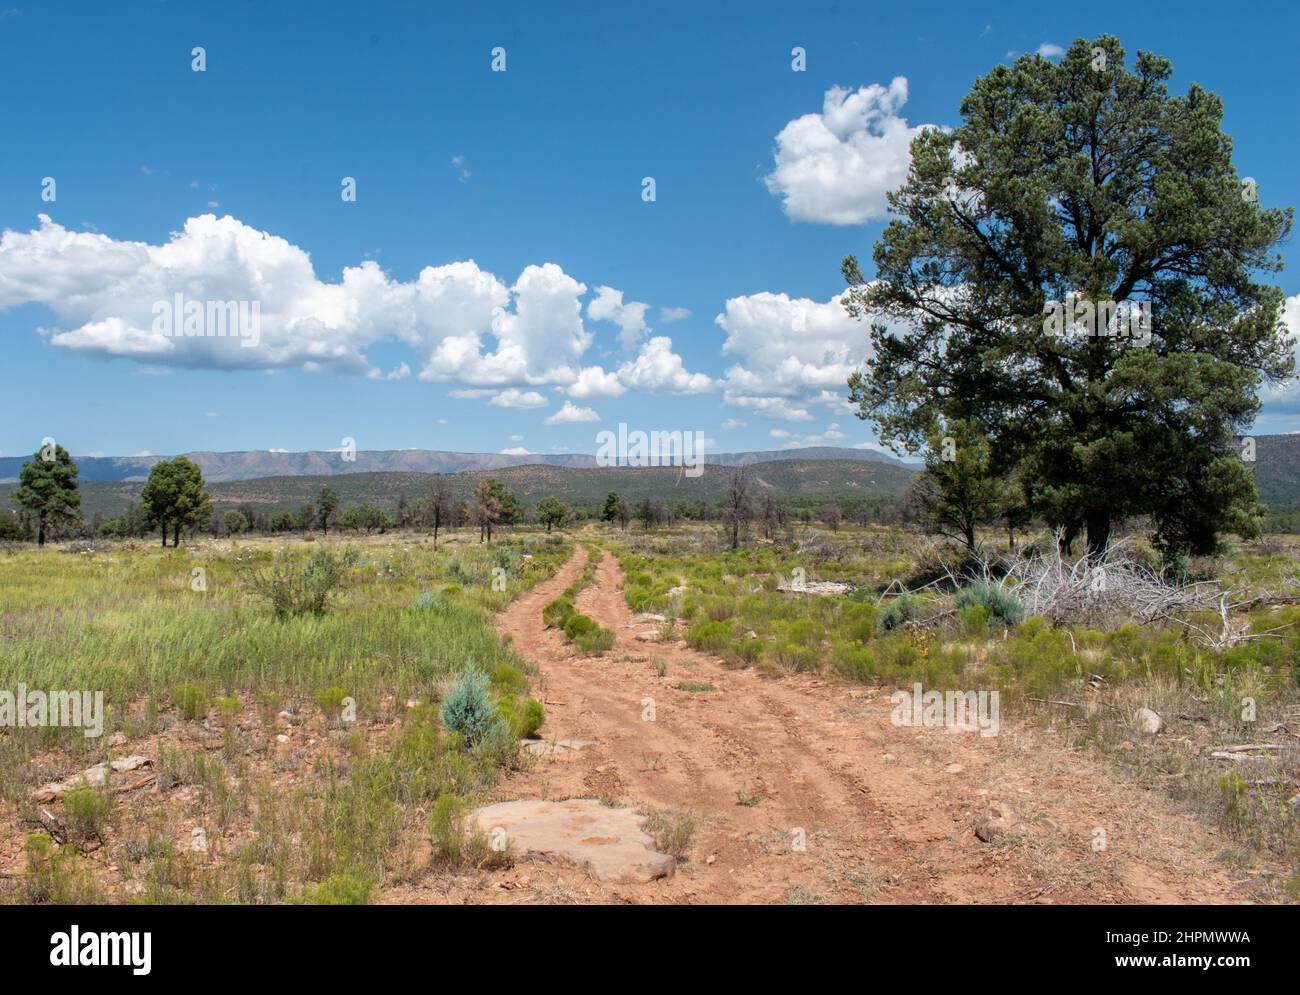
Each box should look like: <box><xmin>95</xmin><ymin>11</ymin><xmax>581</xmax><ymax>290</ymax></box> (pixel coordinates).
<box><xmin>33</xmin><ymin>755</ymin><xmax>152</xmax><ymax>802</ymax></box>
<box><xmin>776</xmin><ymin>581</ymin><xmax>853</xmax><ymax>596</ymax></box>
<box><xmin>471</xmin><ymin>799</ymin><xmax>675</xmax><ymax>883</ymax></box>
<box><xmin>521</xmin><ymin>738</ymin><xmax>595</xmax><ymax>759</ymax></box>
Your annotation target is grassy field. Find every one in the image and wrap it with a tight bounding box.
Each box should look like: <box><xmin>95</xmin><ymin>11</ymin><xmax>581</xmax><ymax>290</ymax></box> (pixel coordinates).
<box><xmin>0</xmin><ymin>530</ymin><xmax>570</xmax><ymax>904</ymax></box>
<box><xmin>2</xmin><ymin>522</ymin><xmax>1297</xmax><ymax>902</ymax></box>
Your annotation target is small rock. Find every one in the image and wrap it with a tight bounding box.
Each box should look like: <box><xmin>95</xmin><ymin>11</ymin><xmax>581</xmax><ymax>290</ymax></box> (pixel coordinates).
<box><xmin>944</xmin><ymin>763</ymin><xmax>964</xmax><ymax>774</ymax></box>
<box><xmin>975</xmin><ymin>801</ymin><xmax>1018</xmax><ymax>843</ymax></box>
<box><xmin>882</xmin><ymin>753</ymin><xmax>896</xmax><ymax>762</ymax></box>
<box><xmin>1135</xmin><ymin>707</ymin><xmax>1164</xmax><ymax>735</ymax></box>
<box><xmin>108</xmin><ymin>732</ymin><xmax>127</xmax><ymax>747</ymax></box>
<box><xmin>706</xmin><ymin>854</ymin><xmax>716</xmax><ymax>865</ymax></box>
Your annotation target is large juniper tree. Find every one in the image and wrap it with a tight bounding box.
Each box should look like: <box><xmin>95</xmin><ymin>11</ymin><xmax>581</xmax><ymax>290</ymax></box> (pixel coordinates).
<box><xmin>14</xmin><ymin>442</ymin><xmax>81</xmax><ymax>545</ymax></box>
<box><xmin>140</xmin><ymin>457</ymin><xmax>210</xmax><ymax>547</ymax></box>
<box><xmin>843</xmin><ymin>36</ymin><xmax>1293</xmax><ymax>557</ymax></box>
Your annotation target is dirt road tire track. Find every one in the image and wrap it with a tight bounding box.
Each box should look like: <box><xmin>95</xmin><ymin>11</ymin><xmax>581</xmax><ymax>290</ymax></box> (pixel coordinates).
<box><xmin>412</xmin><ymin>545</ymin><xmax>1251</xmax><ymax>904</ymax></box>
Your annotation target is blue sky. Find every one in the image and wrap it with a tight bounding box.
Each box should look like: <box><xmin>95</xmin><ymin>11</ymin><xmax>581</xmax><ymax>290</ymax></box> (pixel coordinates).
<box><xmin>2</xmin><ymin>0</ymin><xmax>1297</xmax><ymax>460</ymax></box>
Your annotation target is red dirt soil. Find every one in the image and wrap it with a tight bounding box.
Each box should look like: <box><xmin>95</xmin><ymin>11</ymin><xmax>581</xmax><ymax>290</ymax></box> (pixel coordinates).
<box><xmin>395</xmin><ymin>546</ymin><xmax>1252</xmax><ymax>905</ymax></box>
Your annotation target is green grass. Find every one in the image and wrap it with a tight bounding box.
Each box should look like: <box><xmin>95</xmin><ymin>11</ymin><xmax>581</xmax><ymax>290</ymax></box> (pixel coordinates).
<box><xmin>542</xmin><ymin>544</ymin><xmax>616</xmax><ymax>655</ymax></box>
<box><xmin>0</xmin><ymin>533</ymin><xmax>572</xmax><ymax>734</ymax></box>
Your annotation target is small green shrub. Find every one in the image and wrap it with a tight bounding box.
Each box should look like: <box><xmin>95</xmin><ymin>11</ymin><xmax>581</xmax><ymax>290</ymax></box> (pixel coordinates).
<box><xmin>490</xmin><ymin>662</ymin><xmax>529</xmax><ymax>696</ymax></box>
<box><xmin>543</xmin><ymin>596</ymin><xmax>575</xmax><ymax>628</ymax></box>
<box><xmin>428</xmin><ymin>793</ymin><xmax>507</xmax><ymax>869</ymax></box>
<box><xmin>954</xmin><ymin>581</ymin><xmax>1024</xmax><ymax>627</ymax></box>
<box><xmin>172</xmin><ymin>682</ymin><xmax>208</xmax><ymax>721</ymax></box>
<box><xmin>687</xmin><ymin>620</ymin><xmax>731</xmax><ymax>653</ymax></box>
<box><xmin>958</xmin><ymin>604</ymin><xmax>990</xmax><ymax>634</ymax></box>
<box><xmin>251</xmin><ymin>546</ymin><xmax>357</xmax><ymax>619</ymax></box>
<box><xmin>63</xmin><ymin>787</ymin><xmax>110</xmax><ymax>845</ymax></box>
<box><xmin>573</xmin><ymin>626</ymin><xmax>615</xmax><ymax>654</ymax></box>
<box><xmin>297</xmin><ymin>871</ymin><xmax>373</xmax><ymax>905</ymax></box>
<box><xmin>316</xmin><ymin>686</ymin><xmax>347</xmax><ymax>713</ymax></box>
<box><xmin>644</xmin><ymin>809</ymin><xmax>697</xmax><ymax>861</ymax></box>
<box><xmin>563</xmin><ymin>612</ymin><xmax>598</xmax><ymax>640</ymax></box>
<box><xmin>412</xmin><ymin>591</ymin><xmax>447</xmax><ymax>612</ymax></box>
<box><xmin>439</xmin><ymin>670</ymin><xmax>503</xmax><ymax>747</ymax></box>
<box><xmin>875</xmin><ymin>595</ymin><xmax>919</xmax><ymax>632</ymax></box>
<box><xmin>22</xmin><ymin>834</ymin><xmax>101</xmax><ymax>904</ymax></box>
<box><xmin>496</xmin><ymin>694</ymin><xmax>545</xmax><ymax>739</ymax></box>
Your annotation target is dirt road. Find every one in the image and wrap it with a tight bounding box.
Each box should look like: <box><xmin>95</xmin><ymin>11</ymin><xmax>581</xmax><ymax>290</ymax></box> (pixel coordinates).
<box><xmin>442</xmin><ymin>547</ymin><xmax>1249</xmax><ymax>904</ymax></box>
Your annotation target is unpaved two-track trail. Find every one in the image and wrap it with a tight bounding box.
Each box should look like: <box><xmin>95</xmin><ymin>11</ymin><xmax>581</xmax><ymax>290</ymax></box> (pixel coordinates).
<box><xmin>424</xmin><ymin>547</ymin><xmax>1249</xmax><ymax>904</ymax></box>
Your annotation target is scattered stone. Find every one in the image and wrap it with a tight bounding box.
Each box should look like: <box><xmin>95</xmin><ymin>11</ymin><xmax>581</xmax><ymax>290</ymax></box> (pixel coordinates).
<box><xmin>632</xmin><ymin>613</ymin><xmax>667</xmax><ymax>624</ymax></box>
<box><xmin>470</xmin><ymin>798</ymin><xmax>675</xmax><ymax>883</ymax></box>
<box><xmin>706</xmin><ymin>854</ymin><xmax>716</xmax><ymax>865</ymax></box>
<box><xmin>521</xmin><ymin>738</ymin><xmax>595</xmax><ymax>760</ymax></box>
<box><xmin>944</xmin><ymin>763</ymin><xmax>964</xmax><ymax>774</ymax></box>
<box><xmin>1135</xmin><ymin>707</ymin><xmax>1164</xmax><ymax>736</ymax></box>
<box><xmin>33</xmin><ymin>756</ymin><xmax>152</xmax><ymax>802</ymax></box>
<box><xmin>975</xmin><ymin>801</ymin><xmax>1019</xmax><ymax>843</ymax></box>
<box><xmin>38</xmin><ymin>807</ymin><xmax>67</xmax><ymax>844</ymax></box>
<box><xmin>108</xmin><ymin>732</ymin><xmax>127</xmax><ymax>747</ymax></box>
<box><xmin>882</xmin><ymin>753</ymin><xmax>896</xmax><ymax>763</ymax></box>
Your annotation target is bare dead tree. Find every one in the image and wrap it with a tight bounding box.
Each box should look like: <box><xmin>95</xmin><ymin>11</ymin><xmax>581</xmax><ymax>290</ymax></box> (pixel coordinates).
<box><xmin>722</xmin><ymin>467</ymin><xmax>753</xmax><ymax>550</ymax></box>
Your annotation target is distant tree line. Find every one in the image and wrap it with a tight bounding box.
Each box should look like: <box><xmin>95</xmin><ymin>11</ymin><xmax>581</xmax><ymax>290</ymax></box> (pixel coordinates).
<box><xmin>0</xmin><ymin>446</ymin><xmax>945</xmax><ymax>548</ymax></box>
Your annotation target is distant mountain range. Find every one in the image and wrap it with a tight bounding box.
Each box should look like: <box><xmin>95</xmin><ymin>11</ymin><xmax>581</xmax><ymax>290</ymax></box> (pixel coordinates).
<box><xmin>0</xmin><ymin>445</ymin><xmax>910</xmax><ymax>484</ymax></box>
<box><xmin>0</xmin><ymin>459</ymin><xmax>918</xmax><ymax>519</ymax></box>
<box><xmin>3</xmin><ymin>438</ymin><xmax>1298</xmax><ymax>519</ymax></box>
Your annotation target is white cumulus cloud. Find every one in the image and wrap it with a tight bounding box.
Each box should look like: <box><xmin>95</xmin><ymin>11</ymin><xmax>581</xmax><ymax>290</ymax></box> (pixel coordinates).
<box><xmin>616</xmin><ymin>336</ymin><xmax>714</xmax><ymax>393</ymax></box>
<box><xmin>545</xmin><ymin>400</ymin><xmax>600</xmax><ymax>425</ymax></box>
<box><xmin>588</xmin><ymin>285</ymin><xmax>651</xmax><ymax>351</ymax></box>
<box><xmin>764</xmin><ymin>78</ymin><xmax>937</xmax><ymax>225</ymax></box>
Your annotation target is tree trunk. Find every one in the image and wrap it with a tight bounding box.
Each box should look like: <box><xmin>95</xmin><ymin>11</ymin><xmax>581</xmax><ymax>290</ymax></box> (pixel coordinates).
<box><xmin>1085</xmin><ymin>511</ymin><xmax>1111</xmax><ymax>560</ymax></box>
<box><xmin>37</xmin><ymin>512</ymin><xmax>46</xmax><ymax>546</ymax></box>
<box><xmin>160</xmin><ymin>522</ymin><xmax>167</xmax><ymax>547</ymax></box>
<box><xmin>172</xmin><ymin>523</ymin><xmax>181</xmax><ymax>547</ymax></box>
<box><xmin>1059</xmin><ymin>523</ymin><xmax>1078</xmax><ymax>557</ymax></box>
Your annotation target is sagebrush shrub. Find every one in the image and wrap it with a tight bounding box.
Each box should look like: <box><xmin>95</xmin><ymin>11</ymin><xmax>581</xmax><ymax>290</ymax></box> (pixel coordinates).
<box><xmin>252</xmin><ymin>546</ymin><xmax>356</xmax><ymax>619</ymax></box>
<box><xmin>875</xmin><ymin>594</ymin><xmax>919</xmax><ymax>632</ymax></box>
<box><xmin>411</xmin><ymin>591</ymin><xmax>447</xmax><ymax>612</ymax></box>
<box><xmin>955</xmin><ymin>581</ymin><xmax>1025</xmax><ymax>627</ymax></box>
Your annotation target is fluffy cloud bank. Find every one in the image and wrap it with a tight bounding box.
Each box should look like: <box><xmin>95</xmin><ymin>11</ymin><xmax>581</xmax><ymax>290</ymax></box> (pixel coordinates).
<box><xmin>0</xmin><ymin>214</ymin><xmax>710</xmax><ymax>400</ymax></box>
<box><xmin>764</xmin><ymin>78</ymin><xmax>936</xmax><ymax>225</ymax></box>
